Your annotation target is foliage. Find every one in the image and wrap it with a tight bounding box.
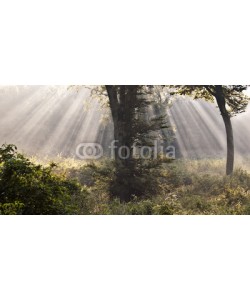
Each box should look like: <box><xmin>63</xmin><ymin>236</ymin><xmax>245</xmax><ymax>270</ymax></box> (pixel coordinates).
<box><xmin>2</xmin><ymin>145</ymin><xmax>250</xmax><ymax>215</ymax></box>
<box><xmin>72</xmin><ymin>157</ymin><xmax>250</xmax><ymax>215</ymax></box>
<box><xmin>169</xmin><ymin>85</ymin><xmax>250</xmax><ymax>116</ymax></box>
<box><xmin>0</xmin><ymin>144</ymin><xmax>89</xmax><ymax>215</ymax></box>
<box><xmin>76</xmin><ymin>158</ymin><xmax>166</xmax><ymax>204</ymax></box>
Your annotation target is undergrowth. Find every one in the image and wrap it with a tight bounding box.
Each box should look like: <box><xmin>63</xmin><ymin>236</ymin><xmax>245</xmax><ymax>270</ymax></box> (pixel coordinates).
<box><xmin>1</xmin><ymin>144</ymin><xmax>250</xmax><ymax>215</ymax></box>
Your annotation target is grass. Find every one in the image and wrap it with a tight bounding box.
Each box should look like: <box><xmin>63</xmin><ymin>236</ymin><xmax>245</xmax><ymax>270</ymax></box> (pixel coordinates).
<box><xmin>2</xmin><ymin>145</ymin><xmax>250</xmax><ymax>215</ymax></box>
<box><xmin>28</xmin><ymin>155</ymin><xmax>250</xmax><ymax>215</ymax></box>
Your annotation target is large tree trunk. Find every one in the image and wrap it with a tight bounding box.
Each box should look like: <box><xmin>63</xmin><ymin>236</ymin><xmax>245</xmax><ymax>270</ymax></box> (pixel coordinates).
<box><xmin>105</xmin><ymin>85</ymin><xmax>137</xmax><ymax>202</ymax></box>
<box><xmin>215</xmin><ymin>86</ymin><xmax>234</xmax><ymax>175</ymax></box>
<box><xmin>106</xmin><ymin>85</ymin><xmax>134</xmax><ymax>161</ymax></box>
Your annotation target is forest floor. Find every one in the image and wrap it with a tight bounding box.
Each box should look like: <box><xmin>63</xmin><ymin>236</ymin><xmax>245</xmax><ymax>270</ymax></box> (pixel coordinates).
<box><xmin>1</xmin><ymin>144</ymin><xmax>250</xmax><ymax>215</ymax></box>
<box><xmin>31</xmin><ymin>155</ymin><xmax>250</xmax><ymax>215</ymax></box>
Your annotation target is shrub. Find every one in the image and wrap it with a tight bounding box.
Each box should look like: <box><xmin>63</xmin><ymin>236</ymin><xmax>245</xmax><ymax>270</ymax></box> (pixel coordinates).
<box><xmin>0</xmin><ymin>144</ymin><xmax>89</xmax><ymax>215</ymax></box>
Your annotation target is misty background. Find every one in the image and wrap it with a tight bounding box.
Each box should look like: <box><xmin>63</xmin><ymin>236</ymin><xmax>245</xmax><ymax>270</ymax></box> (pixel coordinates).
<box><xmin>0</xmin><ymin>85</ymin><xmax>249</xmax><ymax>159</ymax></box>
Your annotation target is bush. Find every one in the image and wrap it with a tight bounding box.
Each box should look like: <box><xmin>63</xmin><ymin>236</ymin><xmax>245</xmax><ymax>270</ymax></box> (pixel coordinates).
<box><xmin>0</xmin><ymin>144</ymin><xmax>89</xmax><ymax>215</ymax></box>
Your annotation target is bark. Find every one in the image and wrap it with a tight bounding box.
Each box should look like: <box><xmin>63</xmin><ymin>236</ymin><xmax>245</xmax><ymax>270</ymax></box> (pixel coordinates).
<box><xmin>105</xmin><ymin>85</ymin><xmax>138</xmax><ymax>202</ymax></box>
<box><xmin>215</xmin><ymin>86</ymin><xmax>234</xmax><ymax>175</ymax></box>
<box><xmin>106</xmin><ymin>85</ymin><xmax>134</xmax><ymax>162</ymax></box>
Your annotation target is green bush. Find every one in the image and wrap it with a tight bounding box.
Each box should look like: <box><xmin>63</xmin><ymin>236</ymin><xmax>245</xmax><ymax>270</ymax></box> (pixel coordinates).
<box><xmin>0</xmin><ymin>144</ymin><xmax>89</xmax><ymax>215</ymax></box>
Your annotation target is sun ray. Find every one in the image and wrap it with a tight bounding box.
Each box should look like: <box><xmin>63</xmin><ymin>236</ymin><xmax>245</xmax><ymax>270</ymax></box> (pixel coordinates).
<box><xmin>0</xmin><ymin>86</ymin><xmax>249</xmax><ymax>161</ymax></box>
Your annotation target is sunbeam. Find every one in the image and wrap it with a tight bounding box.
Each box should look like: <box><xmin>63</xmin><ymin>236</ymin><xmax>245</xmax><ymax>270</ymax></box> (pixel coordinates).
<box><xmin>0</xmin><ymin>86</ymin><xmax>249</xmax><ymax>160</ymax></box>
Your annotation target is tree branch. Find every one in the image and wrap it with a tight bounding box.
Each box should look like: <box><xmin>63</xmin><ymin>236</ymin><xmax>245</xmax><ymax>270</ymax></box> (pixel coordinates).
<box><xmin>204</xmin><ymin>85</ymin><xmax>216</xmax><ymax>97</ymax></box>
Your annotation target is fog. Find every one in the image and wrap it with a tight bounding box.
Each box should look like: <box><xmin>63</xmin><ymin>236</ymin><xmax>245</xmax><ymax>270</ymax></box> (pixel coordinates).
<box><xmin>0</xmin><ymin>85</ymin><xmax>249</xmax><ymax>159</ymax></box>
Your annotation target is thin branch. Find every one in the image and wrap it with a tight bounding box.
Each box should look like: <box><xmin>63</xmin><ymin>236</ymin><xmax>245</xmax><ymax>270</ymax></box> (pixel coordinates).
<box><xmin>204</xmin><ymin>85</ymin><xmax>216</xmax><ymax>97</ymax></box>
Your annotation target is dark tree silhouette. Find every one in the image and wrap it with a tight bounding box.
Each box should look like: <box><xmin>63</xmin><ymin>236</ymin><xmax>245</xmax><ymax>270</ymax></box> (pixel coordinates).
<box><xmin>105</xmin><ymin>85</ymin><xmax>169</xmax><ymax>201</ymax></box>
<box><xmin>170</xmin><ymin>85</ymin><xmax>250</xmax><ymax>175</ymax></box>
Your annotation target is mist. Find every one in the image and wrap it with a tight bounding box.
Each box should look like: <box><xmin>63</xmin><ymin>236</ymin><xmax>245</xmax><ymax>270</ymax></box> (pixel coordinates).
<box><xmin>0</xmin><ymin>85</ymin><xmax>249</xmax><ymax>159</ymax></box>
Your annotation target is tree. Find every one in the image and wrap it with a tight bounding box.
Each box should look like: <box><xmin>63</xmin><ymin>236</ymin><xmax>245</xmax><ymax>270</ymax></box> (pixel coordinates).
<box><xmin>170</xmin><ymin>85</ymin><xmax>250</xmax><ymax>175</ymax></box>
<box><xmin>70</xmin><ymin>85</ymin><xmax>171</xmax><ymax>201</ymax></box>
<box><xmin>88</xmin><ymin>85</ymin><xmax>170</xmax><ymax>201</ymax></box>
<box><xmin>105</xmin><ymin>85</ymin><xmax>171</xmax><ymax>201</ymax></box>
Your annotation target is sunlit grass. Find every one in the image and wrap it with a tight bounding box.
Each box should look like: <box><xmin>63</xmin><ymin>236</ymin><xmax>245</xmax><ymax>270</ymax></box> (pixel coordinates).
<box><xmin>26</xmin><ymin>155</ymin><xmax>250</xmax><ymax>215</ymax></box>
<box><xmin>169</xmin><ymin>157</ymin><xmax>250</xmax><ymax>175</ymax></box>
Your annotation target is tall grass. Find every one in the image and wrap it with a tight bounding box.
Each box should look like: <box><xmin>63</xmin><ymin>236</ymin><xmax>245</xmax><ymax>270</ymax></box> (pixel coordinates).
<box><xmin>3</xmin><ymin>149</ymin><xmax>250</xmax><ymax>215</ymax></box>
